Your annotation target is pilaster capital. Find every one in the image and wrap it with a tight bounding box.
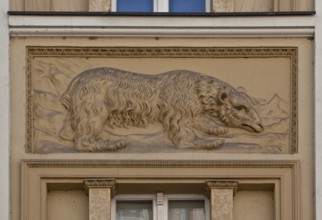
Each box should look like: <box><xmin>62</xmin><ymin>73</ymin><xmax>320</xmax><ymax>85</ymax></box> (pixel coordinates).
<box><xmin>84</xmin><ymin>179</ymin><xmax>116</xmax><ymax>197</ymax></box>
<box><xmin>205</xmin><ymin>180</ymin><xmax>239</xmax><ymax>197</ymax></box>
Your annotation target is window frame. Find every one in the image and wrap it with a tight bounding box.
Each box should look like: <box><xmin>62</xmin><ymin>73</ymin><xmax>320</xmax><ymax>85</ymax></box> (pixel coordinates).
<box><xmin>111</xmin><ymin>0</ymin><xmax>211</xmax><ymax>13</ymax></box>
<box><xmin>111</xmin><ymin>193</ymin><xmax>210</xmax><ymax>220</ymax></box>
<box><xmin>111</xmin><ymin>194</ymin><xmax>158</xmax><ymax>220</ymax></box>
<box><xmin>164</xmin><ymin>194</ymin><xmax>210</xmax><ymax>220</ymax></box>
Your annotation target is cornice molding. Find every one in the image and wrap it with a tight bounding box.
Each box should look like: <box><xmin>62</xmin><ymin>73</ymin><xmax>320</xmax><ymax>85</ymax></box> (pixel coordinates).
<box><xmin>22</xmin><ymin>159</ymin><xmax>299</xmax><ymax>168</ymax></box>
<box><xmin>8</xmin><ymin>14</ymin><xmax>314</xmax><ymax>38</ymax></box>
<box><xmin>10</xmin><ymin>27</ymin><xmax>314</xmax><ymax>38</ymax></box>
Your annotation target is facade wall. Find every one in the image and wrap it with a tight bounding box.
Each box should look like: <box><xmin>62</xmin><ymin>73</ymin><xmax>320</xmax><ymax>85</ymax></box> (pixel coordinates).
<box><xmin>0</xmin><ymin>1</ymin><xmax>9</xmax><ymax>220</ymax></box>
<box><xmin>10</xmin><ymin>35</ymin><xmax>313</xmax><ymax>220</ymax></box>
<box><xmin>1</xmin><ymin>1</ymin><xmax>322</xmax><ymax>220</ymax></box>
<box><xmin>315</xmin><ymin>1</ymin><xmax>322</xmax><ymax>219</ymax></box>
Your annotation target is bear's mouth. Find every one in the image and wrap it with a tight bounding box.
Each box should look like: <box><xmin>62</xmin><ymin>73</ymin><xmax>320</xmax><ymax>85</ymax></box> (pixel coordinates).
<box><xmin>241</xmin><ymin>123</ymin><xmax>264</xmax><ymax>133</ymax></box>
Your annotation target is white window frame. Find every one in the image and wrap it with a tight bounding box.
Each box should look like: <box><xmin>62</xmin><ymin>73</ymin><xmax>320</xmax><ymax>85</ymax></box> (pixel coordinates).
<box><xmin>164</xmin><ymin>194</ymin><xmax>210</xmax><ymax>220</ymax></box>
<box><xmin>111</xmin><ymin>0</ymin><xmax>211</xmax><ymax>13</ymax></box>
<box><xmin>111</xmin><ymin>193</ymin><xmax>210</xmax><ymax>220</ymax></box>
<box><xmin>111</xmin><ymin>194</ymin><xmax>158</xmax><ymax>220</ymax></box>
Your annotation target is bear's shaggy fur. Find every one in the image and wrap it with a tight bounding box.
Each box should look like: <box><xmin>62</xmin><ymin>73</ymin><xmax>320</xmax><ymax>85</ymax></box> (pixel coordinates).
<box><xmin>59</xmin><ymin>67</ymin><xmax>263</xmax><ymax>152</ymax></box>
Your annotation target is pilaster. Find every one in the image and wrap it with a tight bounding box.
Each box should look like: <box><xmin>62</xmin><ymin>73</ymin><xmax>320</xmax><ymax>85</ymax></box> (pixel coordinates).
<box><xmin>84</xmin><ymin>179</ymin><xmax>116</xmax><ymax>220</ymax></box>
<box><xmin>205</xmin><ymin>181</ymin><xmax>238</xmax><ymax>220</ymax></box>
<box><xmin>89</xmin><ymin>0</ymin><xmax>111</xmax><ymax>12</ymax></box>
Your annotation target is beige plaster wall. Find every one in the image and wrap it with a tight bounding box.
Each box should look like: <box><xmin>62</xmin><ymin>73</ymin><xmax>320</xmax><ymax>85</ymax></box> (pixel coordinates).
<box><xmin>10</xmin><ymin>36</ymin><xmax>314</xmax><ymax>220</ymax></box>
<box><xmin>48</xmin><ymin>190</ymin><xmax>88</xmax><ymax>220</ymax></box>
<box><xmin>234</xmin><ymin>190</ymin><xmax>274</xmax><ymax>220</ymax></box>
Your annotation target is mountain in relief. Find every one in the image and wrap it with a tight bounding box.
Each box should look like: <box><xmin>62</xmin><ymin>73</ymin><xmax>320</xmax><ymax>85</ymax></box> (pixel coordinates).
<box><xmin>259</xmin><ymin>94</ymin><xmax>289</xmax><ymax>120</ymax></box>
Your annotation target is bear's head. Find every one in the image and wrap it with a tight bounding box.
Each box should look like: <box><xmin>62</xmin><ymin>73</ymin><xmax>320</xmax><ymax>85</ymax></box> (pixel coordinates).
<box><xmin>216</xmin><ymin>90</ymin><xmax>264</xmax><ymax>133</ymax></box>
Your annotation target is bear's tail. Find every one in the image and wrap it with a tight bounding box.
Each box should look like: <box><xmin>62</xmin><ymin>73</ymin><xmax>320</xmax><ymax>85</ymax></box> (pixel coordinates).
<box><xmin>61</xmin><ymin>91</ymin><xmax>71</xmax><ymax>110</ymax></box>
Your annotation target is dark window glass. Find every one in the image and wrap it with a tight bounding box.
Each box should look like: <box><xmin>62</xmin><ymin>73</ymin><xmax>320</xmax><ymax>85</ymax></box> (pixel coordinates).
<box><xmin>117</xmin><ymin>0</ymin><xmax>153</xmax><ymax>12</ymax></box>
<box><xmin>116</xmin><ymin>201</ymin><xmax>153</xmax><ymax>220</ymax></box>
<box><xmin>168</xmin><ymin>200</ymin><xmax>205</xmax><ymax>220</ymax></box>
<box><xmin>169</xmin><ymin>0</ymin><xmax>205</xmax><ymax>12</ymax></box>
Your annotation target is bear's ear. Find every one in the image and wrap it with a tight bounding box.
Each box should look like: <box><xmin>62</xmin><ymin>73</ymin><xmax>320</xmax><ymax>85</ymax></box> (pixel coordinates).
<box><xmin>218</xmin><ymin>91</ymin><xmax>229</xmax><ymax>104</ymax></box>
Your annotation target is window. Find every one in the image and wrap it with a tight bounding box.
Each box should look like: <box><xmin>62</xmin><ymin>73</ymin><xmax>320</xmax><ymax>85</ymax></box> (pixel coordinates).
<box><xmin>116</xmin><ymin>0</ymin><xmax>154</xmax><ymax>12</ymax></box>
<box><xmin>112</xmin><ymin>193</ymin><xmax>209</xmax><ymax>220</ymax></box>
<box><xmin>112</xmin><ymin>0</ymin><xmax>210</xmax><ymax>12</ymax></box>
<box><xmin>116</xmin><ymin>200</ymin><xmax>154</xmax><ymax>220</ymax></box>
<box><xmin>169</xmin><ymin>0</ymin><xmax>205</xmax><ymax>13</ymax></box>
<box><xmin>166</xmin><ymin>199</ymin><xmax>207</xmax><ymax>220</ymax></box>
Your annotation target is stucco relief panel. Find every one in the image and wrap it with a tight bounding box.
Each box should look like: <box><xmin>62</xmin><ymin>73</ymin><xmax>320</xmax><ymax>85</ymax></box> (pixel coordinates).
<box><xmin>26</xmin><ymin>47</ymin><xmax>297</xmax><ymax>154</ymax></box>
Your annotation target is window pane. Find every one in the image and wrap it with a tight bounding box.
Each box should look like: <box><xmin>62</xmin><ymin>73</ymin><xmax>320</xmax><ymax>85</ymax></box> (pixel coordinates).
<box><xmin>169</xmin><ymin>0</ymin><xmax>205</xmax><ymax>12</ymax></box>
<box><xmin>117</xmin><ymin>0</ymin><xmax>153</xmax><ymax>12</ymax></box>
<box><xmin>116</xmin><ymin>201</ymin><xmax>153</xmax><ymax>220</ymax></box>
<box><xmin>168</xmin><ymin>200</ymin><xmax>205</xmax><ymax>220</ymax></box>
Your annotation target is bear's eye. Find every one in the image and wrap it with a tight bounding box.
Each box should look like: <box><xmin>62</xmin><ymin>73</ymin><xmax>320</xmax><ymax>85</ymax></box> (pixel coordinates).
<box><xmin>235</xmin><ymin>105</ymin><xmax>247</xmax><ymax>112</ymax></box>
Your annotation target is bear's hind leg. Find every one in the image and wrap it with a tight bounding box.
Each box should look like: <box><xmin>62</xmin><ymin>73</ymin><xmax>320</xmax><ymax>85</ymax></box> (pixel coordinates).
<box><xmin>75</xmin><ymin>138</ymin><xmax>127</xmax><ymax>152</ymax></box>
<box><xmin>73</xmin><ymin>101</ymin><xmax>127</xmax><ymax>152</ymax></box>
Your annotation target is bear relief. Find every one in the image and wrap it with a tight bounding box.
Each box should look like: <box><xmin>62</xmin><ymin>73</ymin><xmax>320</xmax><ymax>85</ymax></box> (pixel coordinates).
<box><xmin>59</xmin><ymin>67</ymin><xmax>264</xmax><ymax>152</ymax></box>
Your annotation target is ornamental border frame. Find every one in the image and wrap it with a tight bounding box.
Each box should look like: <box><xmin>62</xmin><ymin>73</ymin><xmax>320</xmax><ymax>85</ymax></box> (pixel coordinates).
<box><xmin>25</xmin><ymin>46</ymin><xmax>298</xmax><ymax>153</ymax></box>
